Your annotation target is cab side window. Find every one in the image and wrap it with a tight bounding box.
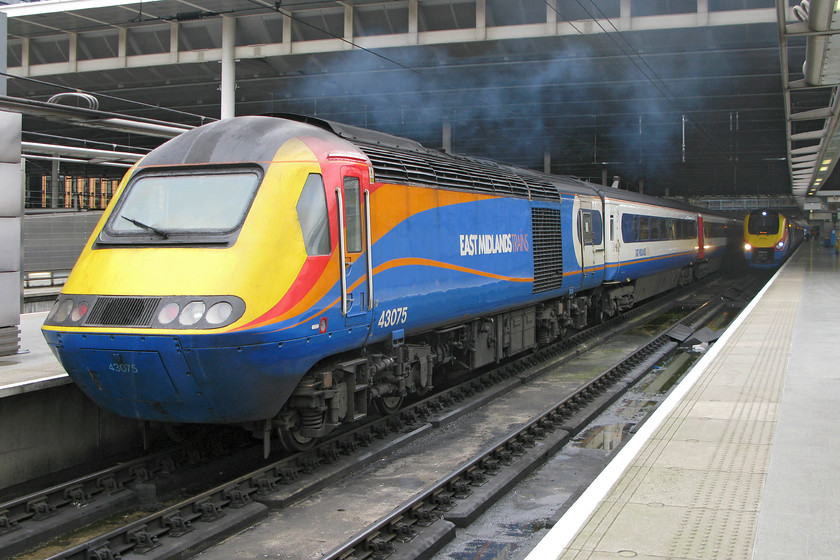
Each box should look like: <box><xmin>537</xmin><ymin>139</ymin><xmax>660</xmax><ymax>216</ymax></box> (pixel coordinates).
<box><xmin>296</xmin><ymin>174</ymin><xmax>331</xmax><ymax>256</ymax></box>
<box><xmin>344</xmin><ymin>177</ymin><xmax>362</xmax><ymax>253</ymax></box>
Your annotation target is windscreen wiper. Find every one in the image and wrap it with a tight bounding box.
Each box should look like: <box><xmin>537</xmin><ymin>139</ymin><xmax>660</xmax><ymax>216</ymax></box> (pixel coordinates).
<box><xmin>121</xmin><ymin>215</ymin><xmax>170</xmax><ymax>239</ymax></box>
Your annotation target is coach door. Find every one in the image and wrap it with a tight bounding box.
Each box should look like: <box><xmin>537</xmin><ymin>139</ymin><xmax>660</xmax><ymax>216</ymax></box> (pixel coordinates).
<box><xmin>336</xmin><ymin>166</ymin><xmax>374</xmax><ymax>327</ymax></box>
<box><xmin>578</xmin><ymin>200</ymin><xmax>605</xmax><ymax>287</ymax></box>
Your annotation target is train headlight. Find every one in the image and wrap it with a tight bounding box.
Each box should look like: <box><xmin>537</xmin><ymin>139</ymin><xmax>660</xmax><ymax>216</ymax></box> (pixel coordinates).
<box><xmin>44</xmin><ymin>295</ymin><xmax>245</xmax><ymax>329</ymax></box>
<box><xmin>52</xmin><ymin>299</ymin><xmax>75</xmax><ymax>323</ymax></box>
<box><xmin>206</xmin><ymin>301</ymin><xmax>233</xmax><ymax>325</ymax></box>
<box><xmin>775</xmin><ymin>240</ymin><xmax>785</xmax><ymax>251</ymax></box>
<box><xmin>744</xmin><ymin>243</ymin><xmax>752</xmax><ymax>251</ymax></box>
<box><xmin>157</xmin><ymin>302</ymin><xmax>180</xmax><ymax>325</ymax></box>
<box><xmin>179</xmin><ymin>301</ymin><xmax>206</xmax><ymax>326</ymax></box>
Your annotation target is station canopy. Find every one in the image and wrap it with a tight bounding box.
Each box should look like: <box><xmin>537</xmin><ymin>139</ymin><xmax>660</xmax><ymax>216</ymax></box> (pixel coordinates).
<box><xmin>0</xmin><ymin>0</ymin><xmax>833</xmax><ymax>201</ymax></box>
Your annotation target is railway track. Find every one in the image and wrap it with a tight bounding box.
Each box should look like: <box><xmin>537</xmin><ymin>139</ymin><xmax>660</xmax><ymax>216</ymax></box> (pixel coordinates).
<box><xmin>0</xmin><ymin>272</ymin><xmax>762</xmax><ymax>560</ymax></box>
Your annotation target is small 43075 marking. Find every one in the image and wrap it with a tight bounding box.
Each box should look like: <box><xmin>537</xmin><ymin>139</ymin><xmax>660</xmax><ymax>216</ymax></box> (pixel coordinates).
<box><xmin>109</xmin><ymin>362</ymin><xmax>138</xmax><ymax>374</ymax></box>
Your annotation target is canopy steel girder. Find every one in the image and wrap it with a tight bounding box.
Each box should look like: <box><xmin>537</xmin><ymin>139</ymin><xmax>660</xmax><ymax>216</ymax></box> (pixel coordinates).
<box><xmin>778</xmin><ymin>0</ymin><xmax>840</xmax><ymax>200</ymax></box>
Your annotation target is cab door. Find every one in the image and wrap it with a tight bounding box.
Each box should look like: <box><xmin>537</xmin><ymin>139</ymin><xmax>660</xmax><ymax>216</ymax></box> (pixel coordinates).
<box><xmin>604</xmin><ymin>202</ymin><xmax>621</xmax><ymax>281</ymax></box>
<box><xmin>335</xmin><ymin>166</ymin><xmax>373</xmax><ymax>327</ymax></box>
<box><xmin>579</xmin><ymin>199</ymin><xmax>605</xmax><ymax>287</ymax></box>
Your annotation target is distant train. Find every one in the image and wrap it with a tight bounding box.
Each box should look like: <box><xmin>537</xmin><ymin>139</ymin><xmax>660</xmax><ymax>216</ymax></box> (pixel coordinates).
<box><xmin>42</xmin><ymin>114</ymin><xmax>739</xmax><ymax>453</ymax></box>
<box><xmin>743</xmin><ymin>210</ymin><xmax>803</xmax><ymax>268</ymax></box>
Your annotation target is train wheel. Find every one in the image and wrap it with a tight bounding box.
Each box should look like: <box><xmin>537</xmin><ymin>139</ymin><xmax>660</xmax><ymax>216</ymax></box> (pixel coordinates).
<box><xmin>277</xmin><ymin>409</ymin><xmax>323</xmax><ymax>453</ymax></box>
<box><xmin>278</xmin><ymin>425</ymin><xmax>316</xmax><ymax>453</ymax></box>
<box><xmin>375</xmin><ymin>395</ymin><xmax>404</xmax><ymax>415</ymax></box>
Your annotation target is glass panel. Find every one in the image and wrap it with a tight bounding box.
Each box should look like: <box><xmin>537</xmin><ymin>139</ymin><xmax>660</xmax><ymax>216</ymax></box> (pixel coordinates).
<box><xmin>621</xmin><ymin>214</ymin><xmax>635</xmax><ymax>242</ymax></box>
<box><xmin>638</xmin><ymin>217</ymin><xmax>649</xmax><ymax>241</ymax></box>
<box><xmin>296</xmin><ymin>174</ymin><xmax>331</xmax><ymax>256</ymax></box>
<box><xmin>590</xmin><ymin>211</ymin><xmax>603</xmax><ymax>245</ymax></box>
<box><xmin>748</xmin><ymin>211</ymin><xmax>780</xmax><ymax>235</ymax></box>
<box><xmin>582</xmin><ymin>212</ymin><xmax>594</xmax><ymax>245</ymax></box>
<box><xmin>344</xmin><ymin>176</ymin><xmax>362</xmax><ymax>253</ymax></box>
<box><xmin>650</xmin><ymin>218</ymin><xmax>660</xmax><ymax>240</ymax></box>
<box><xmin>109</xmin><ymin>170</ymin><xmax>259</xmax><ymax>235</ymax></box>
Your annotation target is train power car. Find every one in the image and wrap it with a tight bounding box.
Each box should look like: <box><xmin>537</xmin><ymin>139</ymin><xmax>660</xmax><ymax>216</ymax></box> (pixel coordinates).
<box><xmin>743</xmin><ymin>210</ymin><xmax>803</xmax><ymax>268</ymax></box>
<box><xmin>42</xmin><ymin>115</ymin><xmax>738</xmax><ymax>452</ymax></box>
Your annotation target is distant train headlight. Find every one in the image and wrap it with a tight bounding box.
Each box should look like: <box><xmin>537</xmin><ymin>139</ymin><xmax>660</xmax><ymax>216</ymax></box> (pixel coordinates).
<box><xmin>775</xmin><ymin>240</ymin><xmax>785</xmax><ymax>251</ymax></box>
<box><xmin>205</xmin><ymin>301</ymin><xmax>233</xmax><ymax>325</ymax></box>
<box><xmin>744</xmin><ymin>243</ymin><xmax>752</xmax><ymax>251</ymax></box>
<box><xmin>157</xmin><ymin>302</ymin><xmax>180</xmax><ymax>325</ymax></box>
<box><xmin>179</xmin><ymin>301</ymin><xmax>206</xmax><ymax>326</ymax></box>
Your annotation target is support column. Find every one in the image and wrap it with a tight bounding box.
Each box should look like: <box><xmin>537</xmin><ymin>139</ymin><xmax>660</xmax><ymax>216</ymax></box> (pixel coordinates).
<box><xmin>220</xmin><ymin>16</ymin><xmax>236</xmax><ymax>120</ymax></box>
<box><xmin>544</xmin><ymin>149</ymin><xmax>551</xmax><ymax>174</ymax></box>
<box><xmin>546</xmin><ymin>0</ymin><xmax>557</xmax><ymax>35</ymax></box>
<box><xmin>620</xmin><ymin>0</ymin><xmax>631</xmax><ymax>29</ymax></box>
<box><xmin>344</xmin><ymin>4</ymin><xmax>353</xmax><ymax>47</ymax></box>
<box><xmin>68</xmin><ymin>32</ymin><xmax>78</xmax><ymax>72</ymax></box>
<box><xmin>0</xmin><ymin>13</ymin><xmax>22</xmax><ymax>356</ymax></box>
<box><xmin>476</xmin><ymin>0</ymin><xmax>486</xmax><ymax>40</ymax></box>
<box><xmin>118</xmin><ymin>27</ymin><xmax>127</xmax><ymax>67</ymax></box>
<box><xmin>51</xmin><ymin>159</ymin><xmax>60</xmax><ymax>209</ymax></box>
<box><xmin>0</xmin><ymin>109</ymin><xmax>22</xmax><ymax>357</ymax></box>
<box><xmin>442</xmin><ymin>121</ymin><xmax>452</xmax><ymax>153</ymax></box>
<box><xmin>169</xmin><ymin>22</ymin><xmax>179</xmax><ymax>63</ymax></box>
<box><xmin>408</xmin><ymin>0</ymin><xmax>418</xmax><ymax>44</ymax></box>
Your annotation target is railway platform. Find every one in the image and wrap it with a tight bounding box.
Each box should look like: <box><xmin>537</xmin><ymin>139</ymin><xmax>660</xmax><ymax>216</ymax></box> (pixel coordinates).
<box><xmin>0</xmin><ymin>311</ymin><xmax>143</xmax><ymax>491</ymax></box>
<box><xmin>0</xmin><ymin>310</ymin><xmax>68</xmax><ymax>398</ymax></box>
<box><xmin>525</xmin><ymin>240</ymin><xmax>839</xmax><ymax>560</ymax></box>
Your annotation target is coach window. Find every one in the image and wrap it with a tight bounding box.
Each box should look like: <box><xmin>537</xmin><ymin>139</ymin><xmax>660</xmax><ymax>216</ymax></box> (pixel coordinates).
<box><xmin>650</xmin><ymin>218</ymin><xmax>660</xmax><ymax>240</ymax></box>
<box><xmin>592</xmin><ymin>211</ymin><xmax>603</xmax><ymax>244</ymax></box>
<box><xmin>344</xmin><ymin>176</ymin><xmax>363</xmax><ymax>253</ymax></box>
<box><xmin>621</xmin><ymin>214</ymin><xmax>635</xmax><ymax>242</ymax></box>
<box><xmin>638</xmin><ymin>217</ymin><xmax>650</xmax><ymax>241</ymax></box>
<box><xmin>581</xmin><ymin>211</ymin><xmax>594</xmax><ymax>245</ymax></box>
<box><xmin>664</xmin><ymin>219</ymin><xmax>675</xmax><ymax>240</ymax></box>
<box><xmin>296</xmin><ymin>174</ymin><xmax>331</xmax><ymax>256</ymax></box>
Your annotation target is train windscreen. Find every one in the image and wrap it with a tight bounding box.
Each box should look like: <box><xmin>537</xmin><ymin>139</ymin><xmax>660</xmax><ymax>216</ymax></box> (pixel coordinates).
<box><xmin>747</xmin><ymin>211</ymin><xmax>780</xmax><ymax>235</ymax></box>
<box><xmin>107</xmin><ymin>169</ymin><xmax>261</xmax><ymax>238</ymax></box>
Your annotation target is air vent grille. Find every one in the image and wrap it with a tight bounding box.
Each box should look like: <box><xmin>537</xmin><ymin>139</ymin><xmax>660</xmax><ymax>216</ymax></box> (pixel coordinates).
<box><xmin>532</xmin><ymin>207</ymin><xmax>563</xmax><ymax>293</ymax></box>
<box><xmin>86</xmin><ymin>297</ymin><xmax>161</xmax><ymax>327</ymax></box>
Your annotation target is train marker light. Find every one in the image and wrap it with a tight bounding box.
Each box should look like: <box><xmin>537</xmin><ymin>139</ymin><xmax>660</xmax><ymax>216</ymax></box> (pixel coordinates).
<box><xmin>179</xmin><ymin>301</ymin><xmax>206</xmax><ymax>326</ymax></box>
<box><xmin>206</xmin><ymin>302</ymin><xmax>233</xmax><ymax>325</ymax></box>
<box><xmin>319</xmin><ymin>317</ymin><xmax>328</xmax><ymax>334</ymax></box>
<box><xmin>158</xmin><ymin>302</ymin><xmax>180</xmax><ymax>325</ymax></box>
<box><xmin>70</xmin><ymin>301</ymin><xmax>90</xmax><ymax>323</ymax></box>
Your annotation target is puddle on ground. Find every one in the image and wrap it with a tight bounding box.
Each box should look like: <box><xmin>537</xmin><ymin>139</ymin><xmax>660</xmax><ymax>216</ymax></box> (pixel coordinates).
<box><xmin>572</xmin><ymin>352</ymin><xmax>698</xmax><ymax>451</ymax></box>
<box><xmin>629</xmin><ymin>306</ymin><xmax>695</xmax><ymax>336</ymax></box>
<box><xmin>447</xmin><ymin>539</ymin><xmax>519</xmax><ymax>560</ymax></box>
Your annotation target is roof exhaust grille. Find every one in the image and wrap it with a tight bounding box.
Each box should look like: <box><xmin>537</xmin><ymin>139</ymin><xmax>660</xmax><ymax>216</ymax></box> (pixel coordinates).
<box><xmin>356</xmin><ymin>143</ymin><xmax>562</xmax><ymax>201</ymax></box>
